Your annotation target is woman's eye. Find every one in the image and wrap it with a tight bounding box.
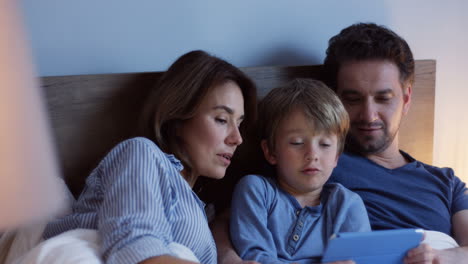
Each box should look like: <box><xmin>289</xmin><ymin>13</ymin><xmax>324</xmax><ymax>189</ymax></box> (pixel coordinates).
<box><xmin>215</xmin><ymin>118</ymin><xmax>227</xmax><ymax>124</ymax></box>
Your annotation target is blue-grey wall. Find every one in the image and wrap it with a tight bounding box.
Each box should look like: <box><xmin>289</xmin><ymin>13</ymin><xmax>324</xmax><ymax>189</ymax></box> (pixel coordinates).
<box><xmin>19</xmin><ymin>0</ymin><xmax>390</xmax><ymax>76</ymax></box>
<box><xmin>19</xmin><ymin>0</ymin><xmax>468</xmax><ymax>180</ymax></box>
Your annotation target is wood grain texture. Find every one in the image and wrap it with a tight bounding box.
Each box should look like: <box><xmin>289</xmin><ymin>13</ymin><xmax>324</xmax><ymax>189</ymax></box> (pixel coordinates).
<box><xmin>41</xmin><ymin>60</ymin><xmax>435</xmax><ymax>196</ymax></box>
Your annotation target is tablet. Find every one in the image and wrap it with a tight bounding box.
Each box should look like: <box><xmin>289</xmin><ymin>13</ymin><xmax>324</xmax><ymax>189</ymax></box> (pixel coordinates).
<box><xmin>321</xmin><ymin>229</ymin><xmax>424</xmax><ymax>264</ymax></box>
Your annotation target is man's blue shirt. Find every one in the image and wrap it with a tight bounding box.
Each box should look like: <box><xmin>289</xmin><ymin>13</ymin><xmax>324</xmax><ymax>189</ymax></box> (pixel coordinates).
<box><xmin>329</xmin><ymin>151</ymin><xmax>468</xmax><ymax>235</ymax></box>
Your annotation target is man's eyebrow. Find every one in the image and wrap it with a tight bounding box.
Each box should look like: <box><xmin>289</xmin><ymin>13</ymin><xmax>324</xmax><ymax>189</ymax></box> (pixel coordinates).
<box><xmin>375</xmin><ymin>88</ymin><xmax>394</xmax><ymax>95</ymax></box>
<box><xmin>340</xmin><ymin>90</ymin><xmax>361</xmax><ymax>96</ymax></box>
<box><xmin>213</xmin><ymin>105</ymin><xmax>244</xmax><ymax>121</ymax></box>
<box><xmin>340</xmin><ymin>88</ymin><xmax>394</xmax><ymax>96</ymax></box>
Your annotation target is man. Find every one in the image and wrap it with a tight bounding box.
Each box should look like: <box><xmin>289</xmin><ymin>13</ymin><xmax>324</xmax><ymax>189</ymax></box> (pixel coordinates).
<box><xmin>216</xmin><ymin>23</ymin><xmax>468</xmax><ymax>264</ymax></box>
<box><xmin>324</xmin><ymin>23</ymin><xmax>468</xmax><ymax>264</ymax></box>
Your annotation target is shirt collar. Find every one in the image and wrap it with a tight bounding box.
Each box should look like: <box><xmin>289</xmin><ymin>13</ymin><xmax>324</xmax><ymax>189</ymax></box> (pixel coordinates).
<box><xmin>164</xmin><ymin>153</ymin><xmax>184</xmax><ymax>172</ymax></box>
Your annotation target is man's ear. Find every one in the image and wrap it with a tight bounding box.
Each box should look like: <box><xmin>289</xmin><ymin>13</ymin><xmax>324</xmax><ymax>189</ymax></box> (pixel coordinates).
<box><xmin>402</xmin><ymin>83</ymin><xmax>412</xmax><ymax>115</ymax></box>
<box><xmin>261</xmin><ymin>139</ymin><xmax>277</xmax><ymax>165</ymax></box>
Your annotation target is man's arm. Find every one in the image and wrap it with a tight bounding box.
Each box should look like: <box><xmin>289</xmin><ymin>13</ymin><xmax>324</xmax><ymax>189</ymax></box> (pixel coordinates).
<box><xmin>435</xmin><ymin>210</ymin><xmax>468</xmax><ymax>263</ymax></box>
<box><xmin>404</xmin><ymin>210</ymin><xmax>468</xmax><ymax>264</ymax></box>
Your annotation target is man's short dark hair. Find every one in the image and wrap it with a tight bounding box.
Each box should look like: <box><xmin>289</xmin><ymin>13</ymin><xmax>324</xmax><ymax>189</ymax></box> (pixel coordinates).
<box><xmin>324</xmin><ymin>23</ymin><xmax>415</xmax><ymax>89</ymax></box>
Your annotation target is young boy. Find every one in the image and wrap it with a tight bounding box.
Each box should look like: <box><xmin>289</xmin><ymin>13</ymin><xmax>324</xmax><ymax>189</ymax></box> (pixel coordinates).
<box><xmin>230</xmin><ymin>79</ymin><xmax>371</xmax><ymax>264</ymax></box>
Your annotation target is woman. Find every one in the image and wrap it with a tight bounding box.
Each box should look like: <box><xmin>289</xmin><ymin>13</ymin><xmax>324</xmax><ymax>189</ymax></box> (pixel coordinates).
<box><xmin>42</xmin><ymin>50</ymin><xmax>257</xmax><ymax>264</ymax></box>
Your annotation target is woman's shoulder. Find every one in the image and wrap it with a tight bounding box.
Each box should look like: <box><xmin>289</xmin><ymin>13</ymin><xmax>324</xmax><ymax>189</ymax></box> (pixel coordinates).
<box><xmin>113</xmin><ymin>137</ymin><xmax>162</xmax><ymax>154</ymax></box>
<box><xmin>100</xmin><ymin>137</ymin><xmax>183</xmax><ymax>172</ymax></box>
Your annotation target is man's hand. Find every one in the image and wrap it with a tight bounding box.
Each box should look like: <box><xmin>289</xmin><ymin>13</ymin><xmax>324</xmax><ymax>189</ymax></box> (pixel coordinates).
<box><xmin>404</xmin><ymin>243</ymin><xmax>439</xmax><ymax>264</ymax></box>
<box><xmin>405</xmin><ymin>243</ymin><xmax>468</xmax><ymax>264</ymax></box>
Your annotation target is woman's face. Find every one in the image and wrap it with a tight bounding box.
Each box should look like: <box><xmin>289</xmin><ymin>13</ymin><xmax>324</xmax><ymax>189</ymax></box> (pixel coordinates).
<box><xmin>179</xmin><ymin>80</ymin><xmax>245</xmax><ymax>182</ymax></box>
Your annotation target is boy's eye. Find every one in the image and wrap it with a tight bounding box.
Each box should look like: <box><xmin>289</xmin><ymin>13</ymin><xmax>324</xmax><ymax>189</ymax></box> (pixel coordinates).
<box><xmin>290</xmin><ymin>141</ymin><xmax>303</xmax><ymax>145</ymax></box>
<box><xmin>320</xmin><ymin>143</ymin><xmax>331</xmax><ymax>147</ymax></box>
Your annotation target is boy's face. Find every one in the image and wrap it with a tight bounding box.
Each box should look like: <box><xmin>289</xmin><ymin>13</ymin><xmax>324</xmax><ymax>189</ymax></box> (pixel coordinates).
<box><xmin>261</xmin><ymin>109</ymin><xmax>339</xmax><ymax>199</ymax></box>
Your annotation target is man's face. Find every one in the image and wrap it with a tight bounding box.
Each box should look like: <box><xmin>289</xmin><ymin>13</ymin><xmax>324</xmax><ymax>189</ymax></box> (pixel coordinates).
<box><xmin>336</xmin><ymin>60</ymin><xmax>411</xmax><ymax>154</ymax></box>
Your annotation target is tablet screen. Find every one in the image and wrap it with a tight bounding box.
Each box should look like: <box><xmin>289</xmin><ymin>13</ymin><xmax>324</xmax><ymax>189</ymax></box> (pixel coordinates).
<box><xmin>321</xmin><ymin>229</ymin><xmax>424</xmax><ymax>264</ymax></box>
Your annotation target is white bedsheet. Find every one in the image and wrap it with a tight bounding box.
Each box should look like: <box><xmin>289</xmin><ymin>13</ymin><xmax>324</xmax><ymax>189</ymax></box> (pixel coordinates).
<box><xmin>11</xmin><ymin>229</ymin><xmax>101</xmax><ymax>264</ymax></box>
<box><xmin>422</xmin><ymin>230</ymin><xmax>459</xmax><ymax>250</ymax></box>
<box><xmin>4</xmin><ymin>228</ymin><xmax>199</xmax><ymax>264</ymax></box>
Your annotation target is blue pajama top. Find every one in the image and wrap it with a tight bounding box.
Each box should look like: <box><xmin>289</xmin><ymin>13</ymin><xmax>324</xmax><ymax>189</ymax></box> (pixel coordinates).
<box><xmin>230</xmin><ymin>174</ymin><xmax>370</xmax><ymax>264</ymax></box>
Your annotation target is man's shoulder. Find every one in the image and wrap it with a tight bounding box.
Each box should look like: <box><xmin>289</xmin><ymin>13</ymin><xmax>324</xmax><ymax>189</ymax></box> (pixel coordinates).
<box><xmin>400</xmin><ymin>150</ymin><xmax>455</xmax><ymax>176</ymax></box>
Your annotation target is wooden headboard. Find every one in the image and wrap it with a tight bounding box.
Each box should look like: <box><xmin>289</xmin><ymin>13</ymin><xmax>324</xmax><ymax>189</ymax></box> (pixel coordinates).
<box><xmin>41</xmin><ymin>60</ymin><xmax>435</xmax><ymax>197</ymax></box>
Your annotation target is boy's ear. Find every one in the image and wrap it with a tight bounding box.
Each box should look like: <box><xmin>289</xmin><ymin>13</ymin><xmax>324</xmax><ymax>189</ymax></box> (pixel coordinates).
<box><xmin>261</xmin><ymin>139</ymin><xmax>277</xmax><ymax>165</ymax></box>
<box><xmin>333</xmin><ymin>153</ymin><xmax>339</xmax><ymax>168</ymax></box>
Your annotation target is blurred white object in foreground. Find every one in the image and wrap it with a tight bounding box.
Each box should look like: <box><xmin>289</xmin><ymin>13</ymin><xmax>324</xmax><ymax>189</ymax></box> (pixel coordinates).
<box><xmin>0</xmin><ymin>0</ymin><xmax>65</xmax><ymax>230</ymax></box>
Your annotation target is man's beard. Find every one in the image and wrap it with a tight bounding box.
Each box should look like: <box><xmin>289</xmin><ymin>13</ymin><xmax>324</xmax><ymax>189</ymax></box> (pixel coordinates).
<box><xmin>346</xmin><ymin>121</ymin><xmax>398</xmax><ymax>155</ymax></box>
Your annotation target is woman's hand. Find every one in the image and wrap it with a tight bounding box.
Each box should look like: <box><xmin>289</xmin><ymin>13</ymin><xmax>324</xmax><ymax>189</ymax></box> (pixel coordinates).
<box><xmin>323</xmin><ymin>261</ymin><xmax>355</xmax><ymax>264</ymax></box>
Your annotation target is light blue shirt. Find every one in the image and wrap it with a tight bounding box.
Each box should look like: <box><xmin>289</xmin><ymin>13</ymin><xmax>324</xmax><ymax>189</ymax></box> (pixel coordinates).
<box><xmin>230</xmin><ymin>174</ymin><xmax>370</xmax><ymax>264</ymax></box>
<box><xmin>43</xmin><ymin>137</ymin><xmax>216</xmax><ymax>264</ymax></box>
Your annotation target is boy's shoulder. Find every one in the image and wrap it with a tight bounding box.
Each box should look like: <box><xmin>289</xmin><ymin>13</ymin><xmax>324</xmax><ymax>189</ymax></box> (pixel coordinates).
<box><xmin>322</xmin><ymin>182</ymin><xmax>362</xmax><ymax>202</ymax></box>
<box><xmin>238</xmin><ymin>174</ymin><xmax>276</xmax><ymax>188</ymax></box>
<box><xmin>235</xmin><ymin>174</ymin><xmax>281</xmax><ymax>196</ymax></box>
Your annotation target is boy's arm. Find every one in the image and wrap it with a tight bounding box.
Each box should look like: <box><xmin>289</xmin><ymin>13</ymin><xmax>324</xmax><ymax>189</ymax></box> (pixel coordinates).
<box><xmin>230</xmin><ymin>175</ymin><xmax>286</xmax><ymax>264</ymax></box>
<box><xmin>338</xmin><ymin>191</ymin><xmax>371</xmax><ymax>233</ymax></box>
<box><xmin>210</xmin><ymin>210</ymin><xmax>259</xmax><ymax>264</ymax></box>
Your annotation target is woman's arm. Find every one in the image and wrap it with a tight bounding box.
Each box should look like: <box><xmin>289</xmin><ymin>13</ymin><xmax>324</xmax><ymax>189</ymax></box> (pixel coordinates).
<box><xmin>140</xmin><ymin>255</ymin><xmax>199</xmax><ymax>264</ymax></box>
<box><xmin>97</xmin><ymin>139</ymin><xmax>183</xmax><ymax>263</ymax></box>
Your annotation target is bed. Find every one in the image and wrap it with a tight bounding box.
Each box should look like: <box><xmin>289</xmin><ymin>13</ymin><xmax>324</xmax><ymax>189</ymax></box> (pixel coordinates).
<box><xmin>0</xmin><ymin>60</ymin><xmax>436</xmax><ymax>264</ymax></box>
<box><xmin>41</xmin><ymin>60</ymin><xmax>436</xmax><ymax>199</ymax></box>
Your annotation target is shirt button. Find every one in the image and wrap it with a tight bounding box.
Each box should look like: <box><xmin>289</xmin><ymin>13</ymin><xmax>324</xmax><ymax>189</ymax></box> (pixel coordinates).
<box><xmin>298</xmin><ymin>221</ymin><xmax>303</xmax><ymax>227</ymax></box>
<box><xmin>293</xmin><ymin>234</ymin><xmax>300</xmax><ymax>241</ymax></box>
<box><xmin>296</xmin><ymin>210</ymin><xmax>300</xmax><ymax>216</ymax></box>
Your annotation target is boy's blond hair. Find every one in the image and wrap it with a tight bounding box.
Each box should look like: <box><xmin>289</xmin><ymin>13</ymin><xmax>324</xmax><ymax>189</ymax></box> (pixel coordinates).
<box><xmin>258</xmin><ymin>78</ymin><xmax>349</xmax><ymax>155</ymax></box>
